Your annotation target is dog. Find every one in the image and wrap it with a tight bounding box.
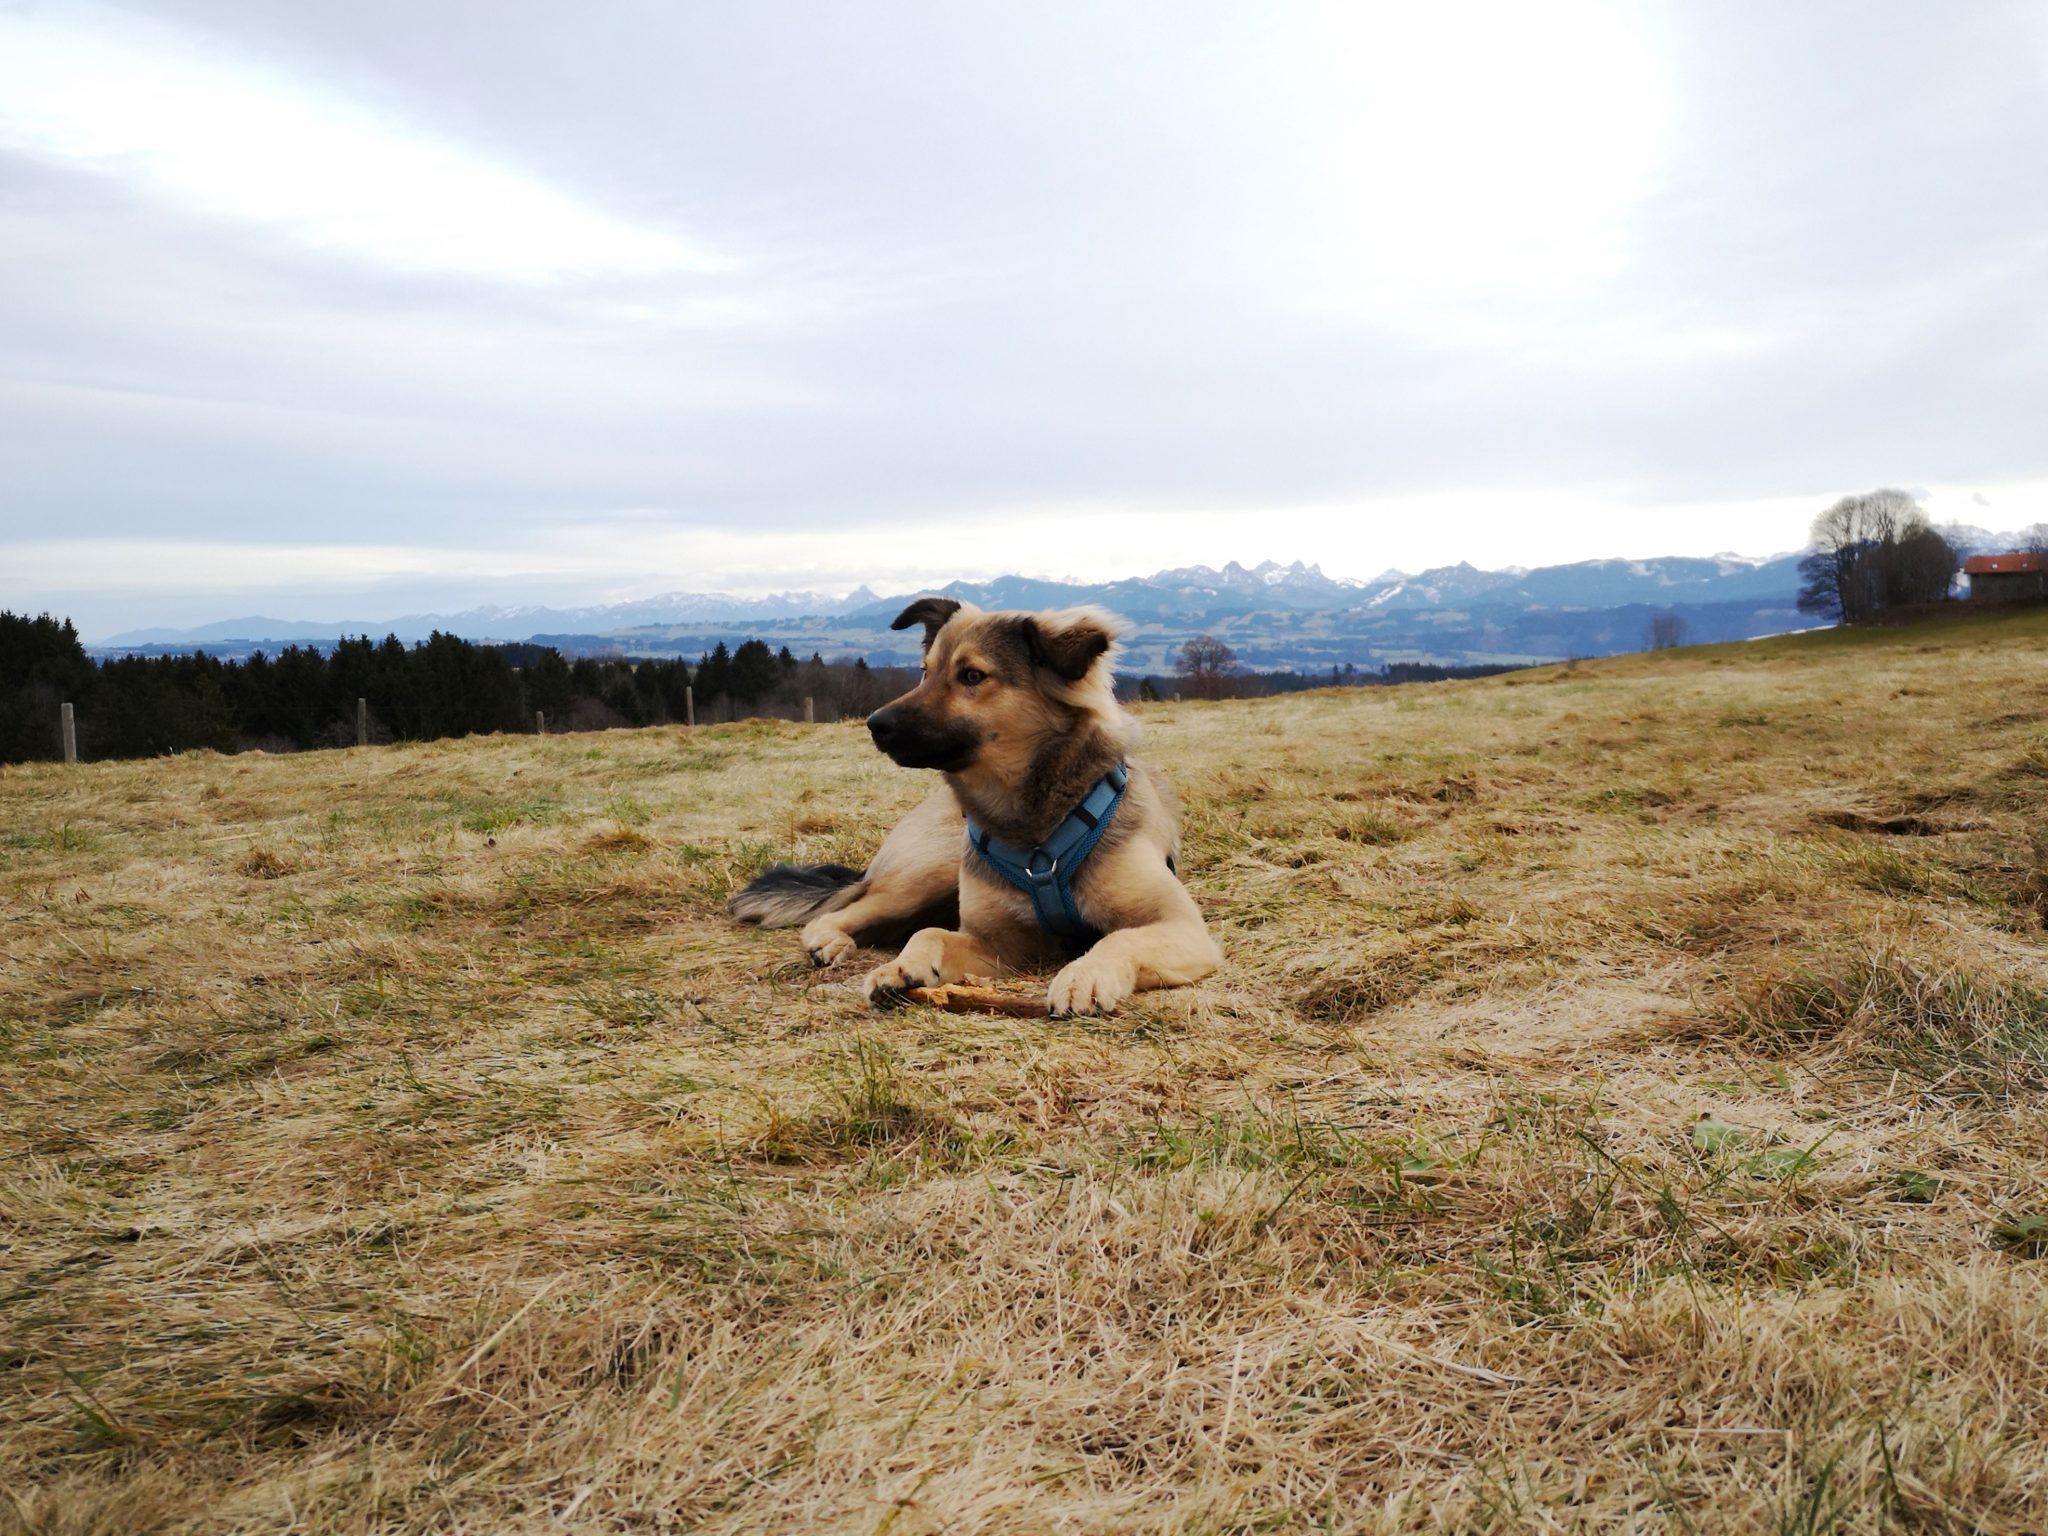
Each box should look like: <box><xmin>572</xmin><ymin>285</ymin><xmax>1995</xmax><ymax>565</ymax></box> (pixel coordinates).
<box><xmin>729</xmin><ymin>599</ymin><xmax>1219</xmax><ymax>1015</ymax></box>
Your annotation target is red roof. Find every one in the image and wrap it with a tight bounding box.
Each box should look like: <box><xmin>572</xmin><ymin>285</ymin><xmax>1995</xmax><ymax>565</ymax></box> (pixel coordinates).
<box><xmin>1965</xmin><ymin>553</ymin><xmax>2046</xmax><ymax>575</ymax></box>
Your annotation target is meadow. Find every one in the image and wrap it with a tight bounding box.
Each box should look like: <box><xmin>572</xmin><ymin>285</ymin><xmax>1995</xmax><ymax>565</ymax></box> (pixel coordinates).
<box><xmin>4</xmin><ymin>608</ymin><xmax>2047</xmax><ymax>1534</ymax></box>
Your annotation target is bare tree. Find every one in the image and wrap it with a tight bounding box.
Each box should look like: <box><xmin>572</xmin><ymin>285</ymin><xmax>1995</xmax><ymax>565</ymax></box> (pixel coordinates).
<box><xmin>1174</xmin><ymin>634</ymin><xmax>1238</xmax><ymax>700</ymax></box>
<box><xmin>1797</xmin><ymin>489</ymin><xmax>1958</xmax><ymax>623</ymax></box>
<box><xmin>2020</xmin><ymin>523</ymin><xmax>2048</xmax><ymax>556</ymax></box>
<box><xmin>1645</xmin><ymin>612</ymin><xmax>1686</xmax><ymax>651</ymax></box>
<box><xmin>1893</xmin><ymin>522</ymin><xmax>1963</xmax><ymax>604</ymax></box>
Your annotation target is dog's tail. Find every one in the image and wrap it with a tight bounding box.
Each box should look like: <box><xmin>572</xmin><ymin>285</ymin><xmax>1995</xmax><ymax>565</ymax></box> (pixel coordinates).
<box><xmin>726</xmin><ymin>863</ymin><xmax>865</xmax><ymax>928</ymax></box>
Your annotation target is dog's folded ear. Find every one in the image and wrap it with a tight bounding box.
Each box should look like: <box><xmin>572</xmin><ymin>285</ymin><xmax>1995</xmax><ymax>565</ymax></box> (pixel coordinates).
<box><xmin>1022</xmin><ymin>607</ymin><xmax>1122</xmax><ymax>682</ymax></box>
<box><xmin>890</xmin><ymin>597</ymin><xmax>964</xmax><ymax>650</ymax></box>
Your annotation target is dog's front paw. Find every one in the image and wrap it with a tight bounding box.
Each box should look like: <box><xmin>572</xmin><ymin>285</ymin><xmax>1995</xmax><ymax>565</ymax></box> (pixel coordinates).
<box><xmin>862</xmin><ymin>959</ymin><xmax>934</xmax><ymax>1008</ymax></box>
<box><xmin>1048</xmin><ymin>954</ymin><xmax>1136</xmax><ymax>1017</ymax></box>
<box><xmin>802</xmin><ymin>922</ymin><xmax>857</xmax><ymax>969</ymax></box>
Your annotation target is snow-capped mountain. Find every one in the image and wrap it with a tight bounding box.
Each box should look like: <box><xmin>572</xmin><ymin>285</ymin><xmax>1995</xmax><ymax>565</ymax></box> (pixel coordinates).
<box><xmin>103</xmin><ymin>553</ymin><xmax>1802</xmax><ymax>649</ymax></box>
<box><xmin>103</xmin><ymin>531</ymin><xmax>2048</xmax><ymax>669</ymax></box>
<box><xmin>1138</xmin><ymin>559</ymin><xmax>1366</xmax><ymax>604</ymax></box>
<box><xmin>100</xmin><ymin>587</ymin><xmax>876</xmax><ymax>647</ymax></box>
<box><xmin>87</xmin><ymin>522</ymin><xmax>2048</xmax><ymax>655</ymax></box>
<box><xmin>1937</xmin><ymin>523</ymin><xmax>2047</xmax><ymax>556</ymax></box>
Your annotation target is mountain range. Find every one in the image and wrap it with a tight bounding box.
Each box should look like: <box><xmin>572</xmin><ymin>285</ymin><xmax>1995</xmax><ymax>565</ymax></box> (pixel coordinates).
<box><xmin>93</xmin><ymin>527</ymin><xmax>2037</xmax><ymax>673</ymax></box>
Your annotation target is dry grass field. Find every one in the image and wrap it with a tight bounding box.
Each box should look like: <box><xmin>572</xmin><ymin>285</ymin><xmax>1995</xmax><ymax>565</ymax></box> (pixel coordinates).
<box><xmin>6</xmin><ymin>608</ymin><xmax>2048</xmax><ymax>1534</ymax></box>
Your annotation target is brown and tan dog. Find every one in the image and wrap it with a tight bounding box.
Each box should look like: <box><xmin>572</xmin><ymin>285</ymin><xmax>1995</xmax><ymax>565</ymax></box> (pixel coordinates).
<box><xmin>729</xmin><ymin>599</ymin><xmax>1219</xmax><ymax>1015</ymax></box>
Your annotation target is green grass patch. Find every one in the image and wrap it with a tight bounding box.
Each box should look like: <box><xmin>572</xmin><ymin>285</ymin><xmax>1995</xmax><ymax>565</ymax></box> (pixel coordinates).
<box><xmin>1728</xmin><ymin>941</ymin><xmax>2048</xmax><ymax>1100</ymax></box>
<box><xmin>447</xmin><ymin>794</ymin><xmax>560</xmax><ymax>834</ymax></box>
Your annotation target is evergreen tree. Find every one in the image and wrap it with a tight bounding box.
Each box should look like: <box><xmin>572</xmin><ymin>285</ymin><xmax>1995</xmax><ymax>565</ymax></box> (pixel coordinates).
<box><xmin>374</xmin><ymin>636</ymin><xmax>415</xmax><ymax>736</ymax></box>
<box><xmin>523</xmin><ymin>648</ymin><xmax>574</xmax><ymax>721</ymax></box>
<box><xmin>696</xmin><ymin>642</ymin><xmax>734</xmax><ymax>701</ymax></box>
<box><xmin>2</xmin><ymin>613</ymin><xmax>728</xmax><ymax>764</ymax></box>
<box><xmin>329</xmin><ymin>636</ymin><xmax>381</xmax><ymax>738</ymax></box>
<box><xmin>730</xmin><ymin>639</ymin><xmax>779</xmax><ymax>704</ymax></box>
<box><xmin>601</xmin><ymin>661</ymin><xmax>648</xmax><ymax>725</ymax></box>
<box><xmin>632</xmin><ymin>660</ymin><xmax>665</xmax><ymax>723</ymax></box>
<box><xmin>0</xmin><ymin>612</ymin><xmax>96</xmax><ymax>762</ymax></box>
<box><xmin>655</xmin><ymin>658</ymin><xmax>692</xmax><ymax>721</ymax></box>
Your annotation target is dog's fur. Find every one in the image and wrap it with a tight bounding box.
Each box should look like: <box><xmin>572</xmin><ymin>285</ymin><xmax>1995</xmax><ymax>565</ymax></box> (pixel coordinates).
<box><xmin>728</xmin><ymin>600</ymin><xmax>1220</xmax><ymax>1015</ymax></box>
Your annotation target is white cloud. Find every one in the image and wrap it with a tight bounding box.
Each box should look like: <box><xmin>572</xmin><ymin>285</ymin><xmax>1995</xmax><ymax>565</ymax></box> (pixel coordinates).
<box><xmin>4</xmin><ymin>2</ymin><xmax>2045</xmax><ymax>638</ymax></box>
<box><xmin>1277</xmin><ymin>0</ymin><xmax>1672</xmax><ymax>331</ymax></box>
<box><xmin>0</xmin><ymin>2</ymin><xmax>722</xmax><ymax>282</ymax></box>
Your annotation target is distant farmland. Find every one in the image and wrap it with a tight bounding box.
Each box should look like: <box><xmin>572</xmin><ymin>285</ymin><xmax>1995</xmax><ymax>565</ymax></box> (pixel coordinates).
<box><xmin>5</xmin><ymin>607</ymin><xmax>2047</xmax><ymax>1533</ymax></box>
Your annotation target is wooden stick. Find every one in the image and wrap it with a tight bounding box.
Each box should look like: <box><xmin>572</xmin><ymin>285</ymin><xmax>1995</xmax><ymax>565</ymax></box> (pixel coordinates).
<box><xmin>902</xmin><ymin>982</ymin><xmax>1049</xmax><ymax>1018</ymax></box>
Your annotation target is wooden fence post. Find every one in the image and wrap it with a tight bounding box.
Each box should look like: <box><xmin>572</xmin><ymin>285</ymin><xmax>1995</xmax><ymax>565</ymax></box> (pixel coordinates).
<box><xmin>356</xmin><ymin>697</ymin><xmax>368</xmax><ymax>747</ymax></box>
<box><xmin>684</xmin><ymin>686</ymin><xmax>695</xmax><ymax>727</ymax></box>
<box><xmin>60</xmin><ymin>702</ymin><xmax>77</xmax><ymax>765</ymax></box>
<box><xmin>535</xmin><ymin>711</ymin><xmax>546</xmax><ymax>736</ymax></box>
<box><xmin>804</xmin><ymin>696</ymin><xmax>815</xmax><ymax>724</ymax></box>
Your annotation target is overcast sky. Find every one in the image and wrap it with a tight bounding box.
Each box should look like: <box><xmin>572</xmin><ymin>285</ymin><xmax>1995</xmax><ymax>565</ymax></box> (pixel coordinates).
<box><xmin>3</xmin><ymin>0</ymin><xmax>2045</xmax><ymax>638</ymax></box>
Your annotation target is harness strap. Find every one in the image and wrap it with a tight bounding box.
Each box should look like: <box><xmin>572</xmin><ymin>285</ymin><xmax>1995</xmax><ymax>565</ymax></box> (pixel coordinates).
<box><xmin>966</xmin><ymin>762</ymin><xmax>1129</xmax><ymax>944</ymax></box>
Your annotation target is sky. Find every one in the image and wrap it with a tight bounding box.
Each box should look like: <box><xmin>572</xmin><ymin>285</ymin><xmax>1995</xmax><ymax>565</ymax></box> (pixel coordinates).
<box><xmin>2</xmin><ymin>0</ymin><xmax>2046</xmax><ymax>639</ymax></box>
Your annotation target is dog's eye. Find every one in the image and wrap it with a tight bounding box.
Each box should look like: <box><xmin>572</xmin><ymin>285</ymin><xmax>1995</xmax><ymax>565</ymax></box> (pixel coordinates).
<box><xmin>956</xmin><ymin>666</ymin><xmax>987</xmax><ymax>687</ymax></box>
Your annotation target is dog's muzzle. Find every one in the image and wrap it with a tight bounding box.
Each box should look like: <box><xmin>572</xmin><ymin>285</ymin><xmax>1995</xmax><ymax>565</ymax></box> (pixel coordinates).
<box><xmin>866</xmin><ymin>706</ymin><xmax>979</xmax><ymax>771</ymax></box>
<box><xmin>867</xmin><ymin>706</ymin><xmax>906</xmax><ymax>753</ymax></box>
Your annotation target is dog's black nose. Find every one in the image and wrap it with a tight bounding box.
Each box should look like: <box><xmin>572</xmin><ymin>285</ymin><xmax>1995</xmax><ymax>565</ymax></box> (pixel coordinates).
<box><xmin>867</xmin><ymin>708</ymin><xmax>901</xmax><ymax>750</ymax></box>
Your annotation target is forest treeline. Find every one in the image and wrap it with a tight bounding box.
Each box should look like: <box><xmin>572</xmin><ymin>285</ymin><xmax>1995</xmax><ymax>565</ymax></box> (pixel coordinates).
<box><xmin>1</xmin><ymin>610</ymin><xmax>1522</xmax><ymax>764</ymax></box>
<box><xmin>0</xmin><ymin>614</ymin><xmax>906</xmax><ymax>763</ymax></box>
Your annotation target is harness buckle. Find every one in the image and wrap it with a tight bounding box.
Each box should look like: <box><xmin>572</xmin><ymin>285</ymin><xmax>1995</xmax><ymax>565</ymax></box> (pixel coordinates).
<box><xmin>1024</xmin><ymin>850</ymin><xmax>1060</xmax><ymax>887</ymax></box>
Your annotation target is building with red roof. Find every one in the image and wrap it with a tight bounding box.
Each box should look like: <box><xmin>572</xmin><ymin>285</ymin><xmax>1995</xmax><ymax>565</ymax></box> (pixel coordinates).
<box><xmin>1964</xmin><ymin>552</ymin><xmax>2047</xmax><ymax>604</ymax></box>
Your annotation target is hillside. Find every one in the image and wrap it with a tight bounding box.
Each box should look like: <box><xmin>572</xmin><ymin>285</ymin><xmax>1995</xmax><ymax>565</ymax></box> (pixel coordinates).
<box><xmin>5</xmin><ymin>608</ymin><xmax>2048</xmax><ymax>1532</ymax></box>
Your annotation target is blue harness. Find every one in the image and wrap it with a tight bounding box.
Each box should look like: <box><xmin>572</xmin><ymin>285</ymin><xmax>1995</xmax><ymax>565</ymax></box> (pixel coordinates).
<box><xmin>966</xmin><ymin>762</ymin><xmax>1129</xmax><ymax>946</ymax></box>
